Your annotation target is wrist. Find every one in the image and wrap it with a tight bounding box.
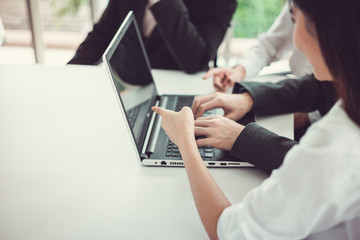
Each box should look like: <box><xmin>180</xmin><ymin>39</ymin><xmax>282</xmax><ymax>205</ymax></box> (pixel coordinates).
<box><xmin>233</xmin><ymin>65</ymin><xmax>246</xmax><ymax>82</ymax></box>
<box><xmin>241</xmin><ymin>92</ymin><xmax>254</xmax><ymax>113</ymax></box>
<box><xmin>178</xmin><ymin>135</ymin><xmax>196</xmax><ymax>149</ymax></box>
<box><xmin>178</xmin><ymin>137</ymin><xmax>198</xmax><ymax>158</ymax></box>
<box><xmin>229</xmin><ymin>124</ymin><xmax>245</xmax><ymax>150</ymax></box>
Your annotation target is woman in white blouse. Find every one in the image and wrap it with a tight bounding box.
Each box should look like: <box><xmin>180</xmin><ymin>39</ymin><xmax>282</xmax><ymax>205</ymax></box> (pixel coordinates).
<box><xmin>152</xmin><ymin>0</ymin><xmax>360</xmax><ymax>239</ymax></box>
<box><xmin>204</xmin><ymin>2</ymin><xmax>313</xmax><ymax>92</ymax></box>
<box><xmin>205</xmin><ymin>3</ymin><xmax>321</xmax><ymax>130</ymax></box>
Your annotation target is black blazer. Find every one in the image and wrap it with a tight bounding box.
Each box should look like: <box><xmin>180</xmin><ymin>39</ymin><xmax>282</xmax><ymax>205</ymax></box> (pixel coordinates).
<box><xmin>230</xmin><ymin>75</ymin><xmax>337</xmax><ymax>173</ymax></box>
<box><xmin>68</xmin><ymin>0</ymin><xmax>237</xmax><ymax>73</ymax></box>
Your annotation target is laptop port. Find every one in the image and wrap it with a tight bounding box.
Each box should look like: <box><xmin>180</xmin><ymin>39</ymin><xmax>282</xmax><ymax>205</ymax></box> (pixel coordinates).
<box><xmin>220</xmin><ymin>163</ymin><xmax>227</xmax><ymax>166</ymax></box>
<box><xmin>161</xmin><ymin>161</ymin><xmax>167</xmax><ymax>165</ymax></box>
<box><xmin>208</xmin><ymin>162</ymin><xmax>215</xmax><ymax>166</ymax></box>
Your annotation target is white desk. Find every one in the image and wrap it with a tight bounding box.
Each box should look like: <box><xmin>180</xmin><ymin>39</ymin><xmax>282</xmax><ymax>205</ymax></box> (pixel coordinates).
<box><xmin>0</xmin><ymin>65</ymin><xmax>292</xmax><ymax>240</ymax></box>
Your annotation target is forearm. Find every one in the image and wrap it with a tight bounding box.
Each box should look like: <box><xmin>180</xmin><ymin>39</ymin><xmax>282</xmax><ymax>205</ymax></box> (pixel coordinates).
<box><xmin>68</xmin><ymin>31</ymin><xmax>112</xmax><ymax>65</ymax></box>
<box><xmin>150</xmin><ymin>0</ymin><xmax>208</xmax><ymax>73</ymax></box>
<box><xmin>237</xmin><ymin>44</ymin><xmax>276</xmax><ymax>78</ymax></box>
<box><xmin>231</xmin><ymin>123</ymin><xmax>297</xmax><ymax>173</ymax></box>
<box><xmin>150</xmin><ymin>0</ymin><xmax>235</xmax><ymax>73</ymax></box>
<box><xmin>68</xmin><ymin>0</ymin><xmax>120</xmax><ymax>65</ymax></box>
<box><xmin>235</xmin><ymin>75</ymin><xmax>335</xmax><ymax>116</ymax></box>
<box><xmin>237</xmin><ymin>3</ymin><xmax>294</xmax><ymax>78</ymax></box>
<box><xmin>179</xmin><ymin>139</ymin><xmax>231</xmax><ymax>240</ymax></box>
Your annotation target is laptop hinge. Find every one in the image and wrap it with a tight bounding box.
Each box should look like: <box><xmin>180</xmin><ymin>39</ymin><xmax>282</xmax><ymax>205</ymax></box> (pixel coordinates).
<box><xmin>141</xmin><ymin>100</ymin><xmax>159</xmax><ymax>158</ymax></box>
<box><xmin>141</xmin><ymin>96</ymin><xmax>168</xmax><ymax>157</ymax></box>
<box><xmin>140</xmin><ymin>153</ymin><xmax>148</xmax><ymax>160</ymax></box>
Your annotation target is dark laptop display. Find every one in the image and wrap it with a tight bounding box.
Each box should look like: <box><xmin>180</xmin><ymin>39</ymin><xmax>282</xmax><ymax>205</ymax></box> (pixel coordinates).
<box><xmin>106</xmin><ymin>15</ymin><xmax>157</xmax><ymax>153</ymax></box>
<box><xmin>103</xmin><ymin>11</ymin><xmax>253</xmax><ymax>167</ymax></box>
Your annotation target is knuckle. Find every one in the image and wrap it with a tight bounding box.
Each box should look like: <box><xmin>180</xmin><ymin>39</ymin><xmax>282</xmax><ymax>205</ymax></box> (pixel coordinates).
<box><xmin>217</xmin><ymin>97</ymin><xmax>225</xmax><ymax>104</ymax></box>
<box><xmin>198</xmin><ymin>105</ymin><xmax>205</xmax><ymax>113</ymax></box>
<box><xmin>183</xmin><ymin>106</ymin><xmax>192</xmax><ymax>113</ymax></box>
<box><xmin>209</xmin><ymin>119</ymin><xmax>217</xmax><ymax>125</ymax></box>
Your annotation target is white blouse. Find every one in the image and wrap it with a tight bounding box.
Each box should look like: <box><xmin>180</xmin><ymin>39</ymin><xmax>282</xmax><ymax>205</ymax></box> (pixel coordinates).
<box><xmin>237</xmin><ymin>3</ymin><xmax>313</xmax><ymax>78</ymax></box>
<box><xmin>218</xmin><ymin>101</ymin><xmax>360</xmax><ymax>239</ymax></box>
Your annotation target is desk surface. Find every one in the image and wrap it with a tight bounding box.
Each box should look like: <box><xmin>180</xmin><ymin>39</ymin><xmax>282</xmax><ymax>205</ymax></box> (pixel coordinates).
<box><xmin>0</xmin><ymin>65</ymin><xmax>292</xmax><ymax>240</ymax></box>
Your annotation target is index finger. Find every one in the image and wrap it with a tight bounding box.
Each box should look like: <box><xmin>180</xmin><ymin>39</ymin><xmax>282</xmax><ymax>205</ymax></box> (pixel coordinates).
<box><xmin>202</xmin><ymin>68</ymin><xmax>225</xmax><ymax>80</ymax></box>
<box><xmin>213</xmin><ymin>75</ymin><xmax>226</xmax><ymax>91</ymax></box>
<box><xmin>152</xmin><ymin>106</ymin><xmax>170</xmax><ymax>116</ymax></box>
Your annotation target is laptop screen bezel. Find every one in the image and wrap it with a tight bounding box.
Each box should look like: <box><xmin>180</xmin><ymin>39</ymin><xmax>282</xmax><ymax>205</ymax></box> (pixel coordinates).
<box><xmin>102</xmin><ymin>11</ymin><xmax>159</xmax><ymax>156</ymax></box>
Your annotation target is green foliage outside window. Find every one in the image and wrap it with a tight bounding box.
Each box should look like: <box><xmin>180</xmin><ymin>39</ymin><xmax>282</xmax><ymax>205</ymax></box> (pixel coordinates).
<box><xmin>50</xmin><ymin>0</ymin><xmax>88</xmax><ymax>18</ymax></box>
<box><xmin>233</xmin><ymin>0</ymin><xmax>286</xmax><ymax>38</ymax></box>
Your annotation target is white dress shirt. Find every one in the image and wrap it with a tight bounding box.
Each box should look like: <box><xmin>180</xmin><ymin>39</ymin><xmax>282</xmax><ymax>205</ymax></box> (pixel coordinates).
<box><xmin>238</xmin><ymin>3</ymin><xmax>313</xmax><ymax>78</ymax></box>
<box><xmin>218</xmin><ymin>100</ymin><xmax>360</xmax><ymax>239</ymax></box>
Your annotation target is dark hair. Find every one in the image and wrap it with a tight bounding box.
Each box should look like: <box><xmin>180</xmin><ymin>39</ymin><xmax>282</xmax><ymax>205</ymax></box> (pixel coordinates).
<box><xmin>291</xmin><ymin>0</ymin><xmax>360</xmax><ymax>126</ymax></box>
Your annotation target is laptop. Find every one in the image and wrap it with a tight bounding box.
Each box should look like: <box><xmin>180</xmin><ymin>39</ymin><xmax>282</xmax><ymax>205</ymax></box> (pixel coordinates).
<box><xmin>103</xmin><ymin>11</ymin><xmax>254</xmax><ymax>167</ymax></box>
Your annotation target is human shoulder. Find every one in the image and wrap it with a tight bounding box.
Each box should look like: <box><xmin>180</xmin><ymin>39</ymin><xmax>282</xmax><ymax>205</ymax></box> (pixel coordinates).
<box><xmin>281</xmin><ymin>101</ymin><xmax>360</xmax><ymax>195</ymax></box>
<box><xmin>299</xmin><ymin>101</ymin><xmax>360</xmax><ymax>152</ymax></box>
<box><xmin>218</xmin><ymin>102</ymin><xmax>360</xmax><ymax>239</ymax></box>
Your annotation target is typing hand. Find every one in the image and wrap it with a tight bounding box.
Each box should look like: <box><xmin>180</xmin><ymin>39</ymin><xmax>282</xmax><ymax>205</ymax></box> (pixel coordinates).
<box><xmin>192</xmin><ymin>92</ymin><xmax>254</xmax><ymax>120</ymax></box>
<box><xmin>194</xmin><ymin>115</ymin><xmax>244</xmax><ymax>151</ymax></box>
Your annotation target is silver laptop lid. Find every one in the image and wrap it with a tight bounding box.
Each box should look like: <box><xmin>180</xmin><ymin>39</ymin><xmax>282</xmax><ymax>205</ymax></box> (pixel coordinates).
<box><xmin>102</xmin><ymin>11</ymin><xmax>159</xmax><ymax>155</ymax></box>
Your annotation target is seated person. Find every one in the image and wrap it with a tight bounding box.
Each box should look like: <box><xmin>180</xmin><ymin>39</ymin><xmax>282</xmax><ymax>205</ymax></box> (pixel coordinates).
<box><xmin>204</xmin><ymin>2</ymin><xmax>326</xmax><ymax>140</ymax></box>
<box><xmin>152</xmin><ymin>0</ymin><xmax>360</xmax><ymax>239</ymax></box>
<box><xmin>68</xmin><ymin>0</ymin><xmax>237</xmax><ymax>77</ymax></box>
<box><xmin>204</xmin><ymin>2</ymin><xmax>311</xmax><ymax>91</ymax></box>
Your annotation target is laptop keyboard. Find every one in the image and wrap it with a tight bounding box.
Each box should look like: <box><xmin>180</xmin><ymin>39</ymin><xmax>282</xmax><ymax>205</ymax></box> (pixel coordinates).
<box><xmin>175</xmin><ymin>96</ymin><xmax>195</xmax><ymax>111</ymax></box>
<box><xmin>175</xmin><ymin>96</ymin><xmax>215</xmax><ymax>116</ymax></box>
<box><xmin>166</xmin><ymin>140</ymin><xmax>215</xmax><ymax>158</ymax></box>
<box><xmin>166</xmin><ymin>96</ymin><xmax>215</xmax><ymax>159</ymax></box>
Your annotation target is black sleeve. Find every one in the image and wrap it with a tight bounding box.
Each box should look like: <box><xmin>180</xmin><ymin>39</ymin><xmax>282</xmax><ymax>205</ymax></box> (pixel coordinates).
<box><xmin>234</xmin><ymin>75</ymin><xmax>336</xmax><ymax>117</ymax></box>
<box><xmin>230</xmin><ymin>76</ymin><xmax>336</xmax><ymax>173</ymax></box>
<box><xmin>150</xmin><ymin>0</ymin><xmax>237</xmax><ymax>73</ymax></box>
<box><xmin>68</xmin><ymin>0</ymin><xmax>123</xmax><ymax>65</ymax></box>
<box><xmin>231</xmin><ymin>123</ymin><xmax>298</xmax><ymax>174</ymax></box>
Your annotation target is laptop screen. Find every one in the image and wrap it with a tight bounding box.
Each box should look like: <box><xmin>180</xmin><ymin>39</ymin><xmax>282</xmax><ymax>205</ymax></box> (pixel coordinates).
<box><xmin>103</xmin><ymin>11</ymin><xmax>158</xmax><ymax>152</ymax></box>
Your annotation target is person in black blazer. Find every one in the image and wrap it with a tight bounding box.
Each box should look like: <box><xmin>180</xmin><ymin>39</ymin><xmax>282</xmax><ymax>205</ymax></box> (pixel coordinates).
<box><xmin>191</xmin><ymin>75</ymin><xmax>336</xmax><ymax>173</ymax></box>
<box><xmin>68</xmin><ymin>0</ymin><xmax>237</xmax><ymax>74</ymax></box>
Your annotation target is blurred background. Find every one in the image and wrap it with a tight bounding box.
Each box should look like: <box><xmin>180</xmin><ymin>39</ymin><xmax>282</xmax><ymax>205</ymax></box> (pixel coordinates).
<box><xmin>0</xmin><ymin>0</ymin><xmax>285</xmax><ymax>66</ymax></box>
